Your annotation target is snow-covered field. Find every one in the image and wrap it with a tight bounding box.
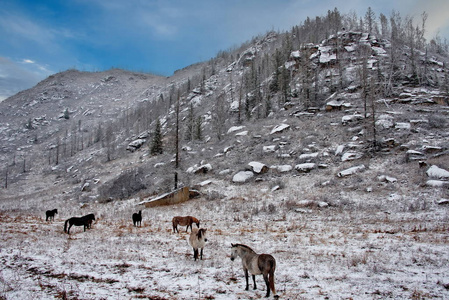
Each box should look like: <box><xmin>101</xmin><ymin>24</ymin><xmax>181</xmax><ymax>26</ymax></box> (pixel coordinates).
<box><xmin>1</xmin><ymin>177</ymin><xmax>448</xmax><ymax>300</ymax></box>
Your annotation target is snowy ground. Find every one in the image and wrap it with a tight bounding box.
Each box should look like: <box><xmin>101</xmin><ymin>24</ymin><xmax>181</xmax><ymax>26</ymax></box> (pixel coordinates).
<box><xmin>1</xmin><ymin>177</ymin><xmax>449</xmax><ymax>299</ymax></box>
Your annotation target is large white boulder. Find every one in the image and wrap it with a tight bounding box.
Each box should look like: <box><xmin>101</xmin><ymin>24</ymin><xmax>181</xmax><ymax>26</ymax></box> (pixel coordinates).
<box><xmin>232</xmin><ymin>171</ymin><xmax>254</xmax><ymax>183</ymax></box>
<box><xmin>426</xmin><ymin>165</ymin><xmax>449</xmax><ymax>179</ymax></box>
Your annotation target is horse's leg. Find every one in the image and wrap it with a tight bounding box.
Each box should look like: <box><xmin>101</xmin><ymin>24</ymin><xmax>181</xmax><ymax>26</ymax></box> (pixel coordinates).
<box><xmin>200</xmin><ymin>248</ymin><xmax>203</xmax><ymax>260</ymax></box>
<box><xmin>263</xmin><ymin>273</ymin><xmax>270</xmax><ymax>297</ymax></box>
<box><xmin>193</xmin><ymin>248</ymin><xmax>198</xmax><ymax>260</ymax></box>
<box><xmin>252</xmin><ymin>274</ymin><xmax>257</xmax><ymax>290</ymax></box>
<box><xmin>67</xmin><ymin>224</ymin><xmax>72</xmax><ymax>234</ymax></box>
<box><xmin>244</xmin><ymin>269</ymin><xmax>249</xmax><ymax>290</ymax></box>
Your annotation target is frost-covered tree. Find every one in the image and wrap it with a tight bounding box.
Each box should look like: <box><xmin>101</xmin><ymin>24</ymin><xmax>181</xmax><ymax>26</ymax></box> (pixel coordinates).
<box><xmin>150</xmin><ymin>119</ymin><xmax>163</xmax><ymax>155</ymax></box>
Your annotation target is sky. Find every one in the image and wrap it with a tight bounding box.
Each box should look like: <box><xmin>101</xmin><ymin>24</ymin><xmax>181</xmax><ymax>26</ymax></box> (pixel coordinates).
<box><xmin>1</xmin><ymin>0</ymin><xmax>448</xmax><ymax>101</ymax></box>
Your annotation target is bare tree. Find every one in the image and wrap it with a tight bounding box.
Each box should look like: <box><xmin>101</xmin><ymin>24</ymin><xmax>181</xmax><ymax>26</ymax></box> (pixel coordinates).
<box><xmin>213</xmin><ymin>93</ymin><xmax>228</xmax><ymax>140</ymax></box>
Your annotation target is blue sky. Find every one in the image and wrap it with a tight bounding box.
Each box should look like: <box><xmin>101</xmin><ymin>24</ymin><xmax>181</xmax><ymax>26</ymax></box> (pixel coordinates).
<box><xmin>1</xmin><ymin>0</ymin><xmax>448</xmax><ymax>101</ymax></box>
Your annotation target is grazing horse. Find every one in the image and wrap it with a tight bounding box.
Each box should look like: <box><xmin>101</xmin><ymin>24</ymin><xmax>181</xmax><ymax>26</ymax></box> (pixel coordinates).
<box><xmin>230</xmin><ymin>243</ymin><xmax>277</xmax><ymax>298</ymax></box>
<box><xmin>45</xmin><ymin>209</ymin><xmax>58</xmax><ymax>221</ymax></box>
<box><xmin>172</xmin><ymin>216</ymin><xmax>200</xmax><ymax>233</ymax></box>
<box><xmin>189</xmin><ymin>228</ymin><xmax>207</xmax><ymax>260</ymax></box>
<box><xmin>132</xmin><ymin>210</ymin><xmax>142</xmax><ymax>227</ymax></box>
<box><xmin>64</xmin><ymin>214</ymin><xmax>96</xmax><ymax>234</ymax></box>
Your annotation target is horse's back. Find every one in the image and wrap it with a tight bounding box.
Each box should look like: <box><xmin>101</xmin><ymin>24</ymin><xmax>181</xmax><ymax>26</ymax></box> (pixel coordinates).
<box><xmin>173</xmin><ymin>216</ymin><xmax>188</xmax><ymax>225</ymax></box>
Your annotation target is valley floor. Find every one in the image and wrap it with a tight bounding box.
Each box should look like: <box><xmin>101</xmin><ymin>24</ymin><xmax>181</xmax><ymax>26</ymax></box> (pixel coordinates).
<box><xmin>1</xmin><ymin>181</ymin><xmax>449</xmax><ymax>300</ymax></box>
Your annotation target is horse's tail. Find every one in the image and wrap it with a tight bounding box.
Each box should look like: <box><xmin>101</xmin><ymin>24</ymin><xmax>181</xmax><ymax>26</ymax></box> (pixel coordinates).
<box><xmin>269</xmin><ymin>257</ymin><xmax>276</xmax><ymax>295</ymax></box>
<box><xmin>64</xmin><ymin>219</ymin><xmax>69</xmax><ymax>233</ymax></box>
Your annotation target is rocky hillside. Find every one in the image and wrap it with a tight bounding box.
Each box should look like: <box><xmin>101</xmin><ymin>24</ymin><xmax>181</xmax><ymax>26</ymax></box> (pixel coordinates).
<box><xmin>1</xmin><ymin>17</ymin><xmax>449</xmax><ymax>208</ymax></box>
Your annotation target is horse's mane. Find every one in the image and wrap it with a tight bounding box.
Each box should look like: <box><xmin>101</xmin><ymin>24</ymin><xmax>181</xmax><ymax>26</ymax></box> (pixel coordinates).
<box><xmin>232</xmin><ymin>243</ymin><xmax>255</xmax><ymax>252</ymax></box>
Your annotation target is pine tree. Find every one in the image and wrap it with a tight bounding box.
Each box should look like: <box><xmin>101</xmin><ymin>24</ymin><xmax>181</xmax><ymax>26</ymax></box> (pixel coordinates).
<box><xmin>195</xmin><ymin>116</ymin><xmax>202</xmax><ymax>141</ymax></box>
<box><xmin>150</xmin><ymin>119</ymin><xmax>163</xmax><ymax>155</ymax></box>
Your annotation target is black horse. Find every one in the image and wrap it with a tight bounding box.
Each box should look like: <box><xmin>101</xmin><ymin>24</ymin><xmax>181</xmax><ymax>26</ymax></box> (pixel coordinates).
<box><xmin>64</xmin><ymin>214</ymin><xmax>95</xmax><ymax>234</ymax></box>
<box><xmin>45</xmin><ymin>209</ymin><xmax>58</xmax><ymax>221</ymax></box>
<box><xmin>132</xmin><ymin>210</ymin><xmax>142</xmax><ymax>227</ymax></box>
<box><xmin>83</xmin><ymin>213</ymin><xmax>96</xmax><ymax>229</ymax></box>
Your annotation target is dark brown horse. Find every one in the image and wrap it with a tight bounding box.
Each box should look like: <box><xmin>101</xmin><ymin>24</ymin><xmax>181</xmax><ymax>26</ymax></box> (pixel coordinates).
<box><xmin>45</xmin><ymin>209</ymin><xmax>58</xmax><ymax>221</ymax></box>
<box><xmin>132</xmin><ymin>210</ymin><xmax>142</xmax><ymax>227</ymax></box>
<box><xmin>230</xmin><ymin>243</ymin><xmax>277</xmax><ymax>298</ymax></box>
<box><xmin>172</xmin><ymin>216</ymin><xmax>200</xmax><ymax>233</ymax></box>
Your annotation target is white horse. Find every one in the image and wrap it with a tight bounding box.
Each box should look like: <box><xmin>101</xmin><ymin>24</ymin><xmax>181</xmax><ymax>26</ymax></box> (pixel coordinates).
<box><xmin>188</xmin><ymin>228</ymin><xmax>207</xmax><ymax>260</ymax></box>
<box><xmin>230</xmin><ymin>243</ymin><xmax>277</xmax><ymax>298</ymax></box>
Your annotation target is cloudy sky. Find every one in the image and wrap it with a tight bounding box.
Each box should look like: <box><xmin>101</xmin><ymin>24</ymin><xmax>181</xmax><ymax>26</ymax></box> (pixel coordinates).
<box><xmin>1</xmin><ymin>0</ymin><xmax>448</xmax><ymax>101</ymax></box>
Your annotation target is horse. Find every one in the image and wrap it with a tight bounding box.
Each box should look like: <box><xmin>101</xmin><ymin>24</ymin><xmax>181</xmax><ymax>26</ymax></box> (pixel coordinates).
<box><xmin>83</xmin><ymin>213</ymin><xmax>96</xmax><ymax>229</ymax></box>
<box><xmin>64</xmin><ymin>214</ymin><xmax>95</xmax><ymax>234</ymax></box>
<box><xmin>172</xmin><ymin>216</ymin><xmax>200</xmax><ymax>233</ymax></box>
<box><xmin>230</xmin><ymin>243</ymin><xmax>277</xmax><ymax>298</ymax></box>
<box><xmin>132</xmin><ymin>210</ymin><xmax>142</xmax><ymax>227</ymax></box>
<box><xmin>45</xmin><ymin>209</ymin><xmax>58</xmax><ymax>221</ymax></box>
<box><xmin>189</xmin><ymin>228</ymin><xmax>207</xmax><ymax>260</ymax></box>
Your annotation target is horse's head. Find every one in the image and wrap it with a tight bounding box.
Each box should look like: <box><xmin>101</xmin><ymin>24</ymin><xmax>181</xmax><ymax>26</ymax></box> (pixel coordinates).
<box><xmin>230</xmin><ymin>244</ymin><xmax>238</xmax><ymax>261</ymax></box>
<box><xmin>198</xmin><ymin>228</ymin><xmax>207</xmax><ymax>242</ymax></box>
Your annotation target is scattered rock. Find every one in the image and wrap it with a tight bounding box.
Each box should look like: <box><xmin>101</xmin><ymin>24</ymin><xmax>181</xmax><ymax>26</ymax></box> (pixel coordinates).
<box><xmin>426</xmin><ymin>165</ymin><xmax>449</xmax><ymax>179</ymax></box>
<box><xmin>248</xmin><ymin>162</ymin><xmax>269</xmax><ymax>174</ymax></box>
<box><xmin>295</xmin><ymin>163</ymin><xmax>316</xmax><ymax>173</ymax></box>
<box><xmin>338</xmin><ymin>164</ymin><xmax>366</xmax><ymax>177</ymax></box>
<box><xmin>232</xmin><ymin>171</ymin><xmax>254</xmax><ymax>183</ymax></box>
<box><xmin>270</xmin><ymin>124</ymin><xmax>290</xmax><ymax>134</ymax></box>
<box><xmin>126</xmin><ymin>139</ymin><xmax>146</xmax><ymax>152</ymax></box>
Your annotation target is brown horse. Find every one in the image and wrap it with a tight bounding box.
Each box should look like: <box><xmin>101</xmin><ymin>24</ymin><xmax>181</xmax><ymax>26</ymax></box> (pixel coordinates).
<box><xmin>172</xmin><ymin>216</ymin><xmax>200</xmax><ymax>233</ymax></box>
<box><xmin>230</xmin><ymin>243</ymin><xmax>277</xmax><ymax>298</ymax></box>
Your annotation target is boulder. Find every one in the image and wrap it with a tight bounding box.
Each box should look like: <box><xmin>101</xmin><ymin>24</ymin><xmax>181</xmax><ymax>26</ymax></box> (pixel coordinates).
<box><xmin>270</xmin><ymin>124</ymin><xmax>290</xmax><ymax>134</ymax></box>
<box><xmin>187</xmin><ymin>164</ymin><xmax>213</xmax><ymax>174</ymax></box>
<box><xmin>126</xmin><ymin>139</ymin><xmax>146</xmax><ymax>152</ymax></box>
<box><xmin>248</xmin><ymin>162</ymin><xmax>269</xmax><ymax>174</ymax></box>
<box><xmin>232</xmin><ymin>171</ymin><xmax>254</xmax><ymax>183</ymax></box>
<box><xmin>295</xmin><ymin>163</ymin><xmax>316</xmax><ymax>173</ymax></box>
<box><xmin>426</xmin><ymin>165</ymin><xmax>449</xmax><ymax>179</ymax></box>
<box><xmin>271</xmin><ymin>165</ymin><xmax>293</xmax><ymax>173</ymax></box>
<box><xmin>337</xmin><ymin>164</ymin><xmax>366</xmax><ymax>177</ymax></box>
<box><xmin>341</xmin><ymin>151</ymin><xmax>363</xmax><ymax>161</ymax></box>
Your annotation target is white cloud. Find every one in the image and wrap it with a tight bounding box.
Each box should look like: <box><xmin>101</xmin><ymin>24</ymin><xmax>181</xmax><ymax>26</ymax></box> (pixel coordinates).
<box><xmin>0</xmin><ymin>57</ymin><xmax>52</xmax><ymax>100</ymax></box>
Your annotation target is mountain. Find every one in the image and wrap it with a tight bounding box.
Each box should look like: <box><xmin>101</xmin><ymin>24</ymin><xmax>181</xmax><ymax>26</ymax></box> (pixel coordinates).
<box><xmin>1</xmin><ymin>10</ymin><xmax>448</xmax><ymax>205</ymax></box>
